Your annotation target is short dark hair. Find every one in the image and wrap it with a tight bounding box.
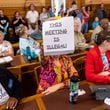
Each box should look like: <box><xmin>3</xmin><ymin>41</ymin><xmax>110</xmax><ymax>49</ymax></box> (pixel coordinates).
<box><xmin>95</xmin><ymin>30</ymin><xmax>110</xmax><ymax>45</ymax></box>
<box><xmin>29</xmin><ymin>3</ymin><xmax>35</xmax><ymax>10</ymax></box>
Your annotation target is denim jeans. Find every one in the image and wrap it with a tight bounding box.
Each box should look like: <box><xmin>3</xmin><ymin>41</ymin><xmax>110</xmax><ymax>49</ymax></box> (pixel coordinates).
<box><xmin>81</xmin><ymin>22</ymin><xmax>88</xmax><ymax>33</ymax></box>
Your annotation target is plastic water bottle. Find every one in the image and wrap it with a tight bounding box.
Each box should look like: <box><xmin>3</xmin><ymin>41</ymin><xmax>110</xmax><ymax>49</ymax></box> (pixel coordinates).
<box><xmin>69</xmin><ymin>75</ymin><xmax>79</xmax><ymax>104</ymax></box>
<box><xmin>31</xmin><ymin>51</ymin><xmax>36</xmax><ymax>59</ymax></box>
<box><xmin>26</xmin><ymin>46</ymin><xmax>31</xmax><ymax>62</ymax></box>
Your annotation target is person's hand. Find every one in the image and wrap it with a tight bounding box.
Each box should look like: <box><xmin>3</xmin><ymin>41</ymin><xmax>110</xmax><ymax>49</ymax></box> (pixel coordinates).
<box><xmin>89</xmin><ymin>45</ymin><xmax>94</xmax><ymax>48</ymax></box>
<box><xmin>98</xmin><ymin>71</ymin><xmax>110</xmax><ymax>76</ymax></box>
<box><xmin>6</xmin><ymin>97</ymin><xmax>18</xmax><ymax>109</ymax></box>
<box><xmin>42</xmin><ymin>83</ymin><xmax>64</xmax><ymax>95</ymax></box>
<box><xmin>18</xmin><ymin>16</ymin><xmax>22</xmax><ymax>19</ymax></box>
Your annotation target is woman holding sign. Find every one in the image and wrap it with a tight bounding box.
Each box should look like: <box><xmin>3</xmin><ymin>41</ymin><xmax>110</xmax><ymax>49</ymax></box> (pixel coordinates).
<box><xmin>37</xmin><ymin>55</ymin><xmax>78</xmax><ymax>95</ymax></box>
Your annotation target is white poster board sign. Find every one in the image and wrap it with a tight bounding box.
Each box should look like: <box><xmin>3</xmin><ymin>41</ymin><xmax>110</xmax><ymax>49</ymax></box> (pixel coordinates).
<box><xmin>43</xmin><ymin>17</ymin><xmax>74</xmax><ymax>56</ymax></box>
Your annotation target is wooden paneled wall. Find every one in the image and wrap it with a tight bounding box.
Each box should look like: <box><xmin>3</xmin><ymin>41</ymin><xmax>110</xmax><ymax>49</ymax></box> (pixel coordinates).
<box><xmin>66</xmin><ymin>0</ymin><xmax>82</xmax><ymax>9</ymax></box>
<box><xmin>0</xmin><ymin>7</ymin><xmax>46</xmax><ymax>22</ymax></box>
<box><xmin>90</xmin><ymin>4</ymin><xmax>110</xmax><ymax>18</ymax></box>
<box><xmin>70</xmin><ymin>0</ymin><xmax>110</xmax><ymax>18</ymax></box>
<box><xmin>0</xmin><ymin>0</ymin><xmax>25</xmax><ymax>7</ymax></box>
<box><xmin>1</xmin><ymin>0</ymin><xmax>110</xmax><ymax>22</ymax></box>
<box><xmin>0</xmin><ymin>0</ymin><xmax>83</xmax><ymax>21</ymax></box>
<box><xmin>0</xmin><ymin>0</ymin><xmax>51</xmax><ymax>21</ymax></box>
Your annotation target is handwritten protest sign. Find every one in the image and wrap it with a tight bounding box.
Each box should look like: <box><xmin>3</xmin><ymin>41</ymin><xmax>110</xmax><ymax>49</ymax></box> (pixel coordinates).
<box><xmin>43</xmin><ymin>17</ymin><xmax>74</xmax><ymax>56</ymax></box>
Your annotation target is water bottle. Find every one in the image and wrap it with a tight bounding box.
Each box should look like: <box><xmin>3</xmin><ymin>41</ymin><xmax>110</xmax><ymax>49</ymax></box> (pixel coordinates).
<box><xmin>26</xmin><ymin>46</ymin><xmax>31</xmax><ymax>62</ymax></box>
<box><xmin>69</xmin><ymin>75</ymin><xmax>79</xmax><ymax>104</ymax></box>
<box><xmin>31</xmin><ymin>51</ymin><xmax>36</xmax><ymax>59</ymax></box>
<box><xmin>8</xmin><ymin>79</ymin><xmax>13</xmax><ymax>89</ymax></box>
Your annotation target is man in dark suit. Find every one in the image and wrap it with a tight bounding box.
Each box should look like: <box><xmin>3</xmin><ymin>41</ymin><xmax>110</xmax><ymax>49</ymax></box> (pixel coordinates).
<box><xmin>0</xmin><ymin>67</ymin><xmax>21</xmax><ymax>109</ymax></box>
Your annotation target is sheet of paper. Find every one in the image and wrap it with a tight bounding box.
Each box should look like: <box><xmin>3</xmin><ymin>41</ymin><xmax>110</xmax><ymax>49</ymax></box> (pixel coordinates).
<box><xmin>0</xmin><ymin>56</ymin><xmax>13</xmax><ymax>64</ymax></box>
<box><xmin>3</xmin><ymin>56</ymin><xmax>13</xmax><ymax>62</ymax></box>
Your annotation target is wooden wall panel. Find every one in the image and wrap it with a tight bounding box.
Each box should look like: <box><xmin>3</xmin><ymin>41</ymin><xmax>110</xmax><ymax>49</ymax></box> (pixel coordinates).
<box><xmin>25</xmin><ymin>0</ymin><xmax>42</xmax><ymax>7</ymax></box>
<box><xmin>66</xmin><ymin>0</ymin><xmax>71</xmax><ymax>8</ymax></box>
<box><xmin>1</xmin><ymin>7</ymin><xmax>25</xmax><ymax>22</ymax></box>
<box><xmin>1</xmin><ymin>6</ymin><xmax>44</xmax><ymax>22</ymax></box>
<box><xmin>85</xmin><ymin>0</ymin><xmax>110</xmax><ymax>5</ymax></box>
<box><xmin>90</xmin><ymin>4</ymin><xmax>110</xmax><ymax>18</ymax></box>
<box><xmin>4</xmin><ymin>0</ymin><xmax>110</xmax><ymax>21</ymax></box>
<box><xmin>45</xmin><ymin>0</ymin><xmax>51</xmax><ymax>6</ymax></box>
<box><xmin>66</xmin><ymin>0</ymin><xmax>82</xmax><ymax>9</ymax></box>
<box><xmin>82</xmin><ymin>0</ymin><xmax>110</xmax><ymax>18</ymax></box>
<box><xmin>0</xmin><ymin>0</ymin><xmax>51</xmax><ymax>21</ymax></box>
<box><xmin>76</xmin><ymin>0</ymin><xmax>83</xmax><ymax>8</ymax></box>
<box><xmin>0</xmin><ymin>0</ymin><xmax>25</xmax><ymax>7</ymax></box>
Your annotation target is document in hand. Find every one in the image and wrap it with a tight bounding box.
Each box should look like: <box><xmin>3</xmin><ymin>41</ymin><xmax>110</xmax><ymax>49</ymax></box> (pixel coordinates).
<box><xmin>0</xmin><ymin>56</ymin><xmax>13</xmax><ymax>64</ymax></box>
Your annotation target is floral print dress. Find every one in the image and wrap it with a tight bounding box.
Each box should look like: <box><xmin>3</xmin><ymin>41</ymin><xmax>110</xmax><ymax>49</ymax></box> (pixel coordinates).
<box><xmin>37</xmin><ymin>55</ymin><xmax>78</xmax><ymax>92</ymax></box>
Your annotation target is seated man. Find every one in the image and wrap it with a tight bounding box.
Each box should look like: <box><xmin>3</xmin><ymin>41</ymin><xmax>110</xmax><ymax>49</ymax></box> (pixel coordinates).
<box><xmin>74</xmin><ymin>17</ymin><xmax>92</xmax><ymax>51</ymax></box>
<box><xmin>29</xmin><ymin>23</ymin><xmax>42</xmax><ymax>40</ymax></box>
<box><xmin>0</xmin><ymin>68</ymin><xmax>21</xmax><ymax>109</ymax></box>
<box><xmin>0</xmin><ymin>9</ymin><xmax>9</xmax><ymax>40</ymax></box>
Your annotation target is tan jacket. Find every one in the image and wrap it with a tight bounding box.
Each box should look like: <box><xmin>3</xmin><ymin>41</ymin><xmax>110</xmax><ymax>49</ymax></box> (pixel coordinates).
<box><xmin>74</xmin><ymin>32</ymin><xmax>89</xmax><ymax>50</ymax></box>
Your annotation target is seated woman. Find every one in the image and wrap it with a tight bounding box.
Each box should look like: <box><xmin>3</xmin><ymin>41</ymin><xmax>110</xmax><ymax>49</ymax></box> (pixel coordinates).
<box><xmin>0</xmin><ymin>68</ymin><xmax>21</xmax><ymax>109</ymax></box>
<box><xmin>12</xmin><ymin>11</ymin><xmax>26</xmax><ymax>32</ymax></box>
<box><xmin>12</xmin><ymin>11</ymin><xmax>26</xmax><ymax>43</ymax></box>
<box><xmin>16</xmin><ymin>25</ymin><xmax>40</xmax><ymax>61</ymax></box>
<box><xmin>0</xmin><ymin>31</ymin><xmax>14</xmax><ymax>57</ymax></box>
<box><xmin>37</xmin><ymin>55</ymin><xmax>78</xmax><ymax>95</ymax></box>
<box><xmin>40</xmin><ymin>7</ymin><xmax>49</xmax><ymax>25</ymax></box>
<box><xmin>85</xmin><ymin>30</ymin><xmax>110</xmax><ymax>84</ymax></box>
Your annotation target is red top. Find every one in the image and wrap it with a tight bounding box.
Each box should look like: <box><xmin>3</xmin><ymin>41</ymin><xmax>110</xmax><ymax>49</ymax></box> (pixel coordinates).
<box><xmin>82</xmin><ymin>11</ymin><xmax>89</xmax><ymax>23</ymax></box>
<box><xmin>85</xmin><ymin>46</ymin><xmax>110</xmax><ymax>84</ymax></box>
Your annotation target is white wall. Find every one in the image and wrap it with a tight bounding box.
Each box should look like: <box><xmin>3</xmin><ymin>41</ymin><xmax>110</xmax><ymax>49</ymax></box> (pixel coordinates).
<box><xmin>51</xmin><ymin>0</ymin><xmax>66</xmax><ymax>16</ymax></box>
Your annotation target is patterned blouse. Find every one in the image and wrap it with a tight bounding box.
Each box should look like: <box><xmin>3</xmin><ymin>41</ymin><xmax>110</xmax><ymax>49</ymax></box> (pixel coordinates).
<box><xmin>37</xmin><ymin>55</ymin><xmax>78</xmax><ymax>92</ymax></box>
<box><xmin>0</xmin><ymin>40</ymin><xmax>13</xmax><ymax>54</ymax></box>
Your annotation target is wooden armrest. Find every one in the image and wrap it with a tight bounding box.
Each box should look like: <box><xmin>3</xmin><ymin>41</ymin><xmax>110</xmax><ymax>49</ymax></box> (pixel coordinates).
<box><xmin>12</xmin><ymin>43</ymin><xmax>19</xmax><ymax>49</ymax></box>
<box><xmin>8</xmin><ymin>66</ymin><xmax>22</xmax><ymax>81</ymax></box>
<box><xmin>80</xmin><ymin>80</ymin><xmax>95</xmax><ymax>86</ymax></box>
<box><xmin>34</xmin><ymin>65</ymin><xmax>41</xmax><ymax>85</ymax></box>
<box><xmin>0</xmin><ymin>104</ymin><xmax>6</xmax><ymax>110</ymax></box>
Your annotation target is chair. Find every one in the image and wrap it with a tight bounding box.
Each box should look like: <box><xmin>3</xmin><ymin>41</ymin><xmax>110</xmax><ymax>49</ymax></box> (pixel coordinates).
<box><xmin>8</xmin><ymin>66</ymin><xmax>21</xmax><ymax>80</ymax></box>
<box><xmin>1</xmin><ymin>94</ymin><xmax>46</xmax><ymax>110</ymax></box>
<box><xmin>12</xmin><ymin>43</ymin><xmax>19</xmax><ymax>55</ymax></box>
<box><xmin>69</xmin><ymin>51</ymin><xmax>87</xmax><ymax>60</ymax></box>
<box><xmin>34</xmin><ymin>65</ymin><xmax>41</xmax><ymax>86</ymax></box>
<box><xmin>10</xmin><ymin>55</ymin><xmax>26</xmax><ymax>67</ymax></box>
<box><xmin>73</xmin><ymin>56</ymin><xmax>86</xmax><ymax>81</ymax></box>
<box><xmin>8</xmin><ymin>62</ymin><xmax>40</xmax><ymax>81</ymax></box>
<box><xmin>84</xmin><ymin>32</ymin><xmax>92</xmax><ymax>43</ymax></box>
